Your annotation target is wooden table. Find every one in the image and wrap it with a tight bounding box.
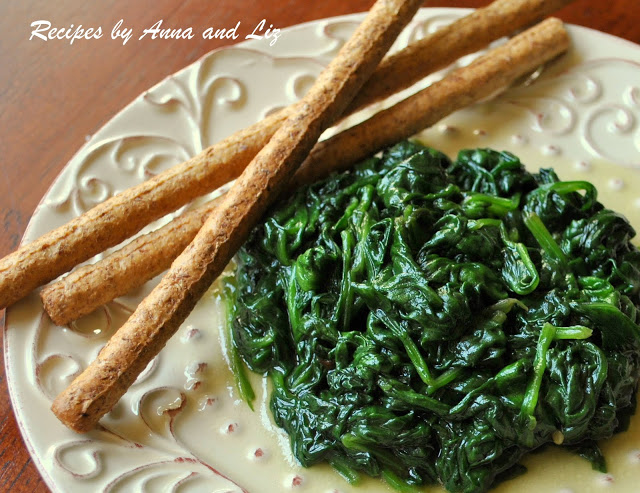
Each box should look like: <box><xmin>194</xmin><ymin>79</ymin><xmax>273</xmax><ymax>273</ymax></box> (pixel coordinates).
<box><xmin>1</xmin><ymin>0</ymin><xmax>638</xmax><ymax>490</ymax></box>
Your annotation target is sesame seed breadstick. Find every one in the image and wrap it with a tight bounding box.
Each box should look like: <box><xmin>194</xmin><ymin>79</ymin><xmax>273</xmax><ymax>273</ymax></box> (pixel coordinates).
<box><xmin>41</xmin><ymin>17</ymin><xmax>570</xmax><ymax>327</ymax></box>
<box><xmin>51</xmin><ymin>0</ymin><xmax>424</xmax><ymax>433</ymax></box>
<box><xmin>0</xmin><ymin>0</ymin><xmax>575</xmax><ymax>310</ymax></box>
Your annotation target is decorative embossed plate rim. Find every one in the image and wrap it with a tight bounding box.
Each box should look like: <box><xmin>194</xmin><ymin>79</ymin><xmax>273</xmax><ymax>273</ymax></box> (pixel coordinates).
<box><xmin>4</xmin><ymin>8</ymin><xmax>640</xmax><ymax>493</ymax></box>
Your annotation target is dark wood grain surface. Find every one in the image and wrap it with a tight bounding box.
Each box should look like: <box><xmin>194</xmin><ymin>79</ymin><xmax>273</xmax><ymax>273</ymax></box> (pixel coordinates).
<box><xmin>1</xmin><ymin>1</ymin><xmax>638</xmax><ymax>491</ymax></box>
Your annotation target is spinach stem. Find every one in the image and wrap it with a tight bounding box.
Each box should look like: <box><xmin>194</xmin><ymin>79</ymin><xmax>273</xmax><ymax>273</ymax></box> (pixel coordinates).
<box><xmin>427</xmin><ymin>367</ymin><xmax>463</xmax><ymax>395</ymax></box>
<box><xmin>554</xmin><ymin>325</ymin><xmax>593</xmax><ymax>340</ymax></box>
<box><xmin>382</xmin><ymin>469</ymin><xmax>420</xmax><ymax>493</ymax></box>
<box><xmin>464</xmin><ymin>192</ymin><xmax>521</xmax><ymax>216</ymax></box>
<box><xmin>522</xmin><ymin>322</ymin><xmax>556</xmax><ymax>419</ymax></box>
<box><xmin>330</xmin><ymin>458</ymin><xmax>361</xmax><ymax>485</ymax></box>
<box><xmin>335</xmin><ymin>230</ymin><xmax>355</xmax><ymax>329</ymax></box>
<box><xmin>374</xmin><ymin>309</ymin><xmax>434</xmax><ymax>386</ymax></box>
<box><xmin>379</xmin><ymin>377</ymin><xmax>451</xmax><ymax>415</ymax></box>
<box><xmin>223</xmin><ymin>277</ymin><xmax>256</xmax><ymax>410</ymax></box>
<box><xmin>522</xmin><ymin>322</ymin><xmax>593</xmax><ymax>420</ymax></box>
<box><xmin>524</xmin><ymin>212</ymin><xmax>568</xmax><ymax>268</ymax></box>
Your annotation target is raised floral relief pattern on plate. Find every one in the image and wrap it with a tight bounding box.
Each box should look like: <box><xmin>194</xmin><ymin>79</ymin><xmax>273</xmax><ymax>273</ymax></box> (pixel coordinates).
<box><xmin>5</xmin><ymin>9</ymin><xmax>640</xmax><ymax>493</ymax></box>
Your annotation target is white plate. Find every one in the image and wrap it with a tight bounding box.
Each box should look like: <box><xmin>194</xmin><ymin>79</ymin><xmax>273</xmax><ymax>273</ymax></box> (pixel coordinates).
<box><xmin>5</xmin><ymin>8</ymin><xmax>640</xmax><ymax>493</ymax></box>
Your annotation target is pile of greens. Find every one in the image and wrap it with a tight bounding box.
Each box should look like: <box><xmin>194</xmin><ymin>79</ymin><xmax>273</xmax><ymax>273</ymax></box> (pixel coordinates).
<box><xmin>228</xmin><ymin>141</ymin><xmax>640</xmax><ymax>492</ymax></box>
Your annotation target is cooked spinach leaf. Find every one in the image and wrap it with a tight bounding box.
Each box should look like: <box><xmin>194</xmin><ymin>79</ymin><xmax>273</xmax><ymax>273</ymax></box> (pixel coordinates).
<box><xmin>229</xmin><ymin>141</ymin><xmax>640</xmax><ymax>493</ymax></box>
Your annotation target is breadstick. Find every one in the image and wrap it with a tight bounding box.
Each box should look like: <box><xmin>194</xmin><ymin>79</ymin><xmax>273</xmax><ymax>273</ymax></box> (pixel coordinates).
<box><xmin>0</xmin><ymin>114</ymin><xmax>279</xmax><ymax>310</ymax></box>
<box><xmin>347</xmin><ymin>0</ymin><xmax>574</xmax><ymax>111</ymax></box>
<box><xmin>294</xmin><ymin>17</ymin><xmax>570</xmax><ymax>186</ymax></box>
<box><xmin>41</xmin><ymin>199</ymin><xmax>222</xmax><ymax>325</ymax></box>
<box><xmin>52</xmin><ymin>0</ymin><xmax>424</xmax><ymax>433</ymax></box>
<box><xmin>41</xmin><ymin>17</ymin><xmax>570</xmax><ymax>327</ymax></box>
<box><xmin>0</xmin><ymin>0</ymin><xmax>575</xmax><ymax>310</ymax></box>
